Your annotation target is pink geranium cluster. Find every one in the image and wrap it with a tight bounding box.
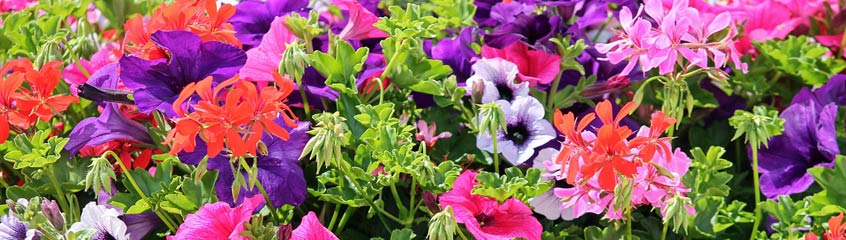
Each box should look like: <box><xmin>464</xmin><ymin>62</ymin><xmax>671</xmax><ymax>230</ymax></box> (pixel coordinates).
<box><xmin>596</xmin><ymin>0</ymin><xmax>748</xmax><ymax>76</ymax></box>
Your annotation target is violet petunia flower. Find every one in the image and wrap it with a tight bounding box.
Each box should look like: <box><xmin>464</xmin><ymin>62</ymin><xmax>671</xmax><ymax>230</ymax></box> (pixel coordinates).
<box><xmin>228</xmin><ymin>0</ymin><xmax>309</xmax><ymax>49</ymax></box>
<box><xmin>465</xmin><ymin>58</ymin><xmax>529</xmax><ymax>104</ymax></box>
<box><xmin>179</xmin><ymin>121</ymin><xmax>310</xmax><ymax>208</ymax></box>
<box><xmin>486</xmin><ymin>13</ymin><xmax>562</xmax><ymax>52</ymax></box>
<box><xmin>119</xmin><ymin>30</ymin><xmax>246</xmax><ymax>118</ymax></box>
<box><xmin>68</xmin><ymin>202</ymin><xmax>129</xmax><ymax>240</ymax></box>
<box><xmin>430</xmin><ymin>27</ymin><xmax>480</xmax><ymax>82</ymax></box>
<box><xmin>477</xmin><ymin>96</ymin><xmax>556</xmax><ymax>165</ymax></box>
<box><xmin>65</xmin><ymin>101</ymin><xmax>154</xmax><ymax>156</ymax></box>
<box><xmin>757</xmin><ymin>75</ymin><xmax>846</xmax><ymax>198</ymax></box>
<box><xmin>0</xmin><ymin>214</ymin><xmax>28</xmax><ymax>240</ymax></box>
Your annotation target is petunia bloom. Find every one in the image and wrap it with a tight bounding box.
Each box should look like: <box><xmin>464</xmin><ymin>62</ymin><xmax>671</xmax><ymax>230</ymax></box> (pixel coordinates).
<box><xmin>119</xmin><ymin>30</ymin><xmax>246</xmax><ymax>118</ymax></box>
<box><xmin>476</xmin><ymin>96</ymin><xmax>556</xmax><ymax>166</ymax></box>
<box><xmin>757</xmin><ymin>75</ymin><xmax>846</xmax><ymax>198</ymax></box>
<box><xmin>227</xmin><ymin>0</ymin><xmax>308</xmax><ymax>48</ymax></box>
<box><xmin>335</xmin><ymin>0</ymin><xmax>389</xmax><ymax>40</ymax></box>
<box><xmin>0</xmin><ymin>214</ymin><xmax>28</xmax><ymax>240</ymax></box>
<box><xmin>291</xmin><ymin>212</ymin><xmax>339</xmax><ymax>240</ymax></box>
<box><xmin>68</xmin><ymin>202</ymin><xmax>129</xmax><ymax>240</ymax></box>
<box><xmin>465</xmin><ymin>58</ymin><xmax>528</xmax><ymax>104</ymax></box>
<box><xmin>170</xmin><ymin>195</ymin><xmax>264</xmax><ymax>240</ymax></box>
<box><xmin>178</xmin><ymin>121</ymin><xmax>310</xmax><ymax>208</ymax></box>
<box><xmin>439</xmin><ymin>171</ymin><xmax>542</xmax><ymax>240</ymax></box>
<box><xmin>481</xmin><ymin>41</ymin><xmax>562</xmax><ymax>86</ymax></box>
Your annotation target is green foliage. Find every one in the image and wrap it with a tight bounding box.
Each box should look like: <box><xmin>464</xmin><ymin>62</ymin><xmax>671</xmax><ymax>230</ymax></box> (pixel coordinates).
<box><xmin>808</xmin><ymin>156</ymin><xmax>846</xmax><ymax>213</ymax></box>
<box><xmin>381</xmin><ymin>37</ymin><xmax>452</xmax><ymax>95</ymax></box>
<box><xmin>729</xmin><ymin>105</ymin><xmax>785</xmax><ymax>148</ymax></box>
<box><xmin>374</xmin><ymin>4</ymin><xmax>449</xmax><ymax>39</ymax></box>
<box><xmin>311</xmin><ymin>38</ymin><xmax>370</xmax><ymax>94</ymax></box>
<box><xmin>471</xmin><ymin>167</ymin><xmax>553</xmax><ymax>202</ymax></box>
<box><xmin>683</xmin><ymin>147</ymin><xmax>734</xmax><ymax>200</ymax></box>
<box><xmin>3</xmin><ymin>131</ymin><xmax>68</xmax><ymax>169</ymax></box>
<box><xmin>432</xmin><ymin>0</ymin><xmax>476</xmax><ymax>28</ymax></box>
<box><xmin>753</xmin><ymin>36</ymin><xmax>846</xmax><ymax>86</ymax></box>
<box><xmin>93</xmin><ymin>0</ymin><xmax>157</xmax><ymax>30</ymax></box>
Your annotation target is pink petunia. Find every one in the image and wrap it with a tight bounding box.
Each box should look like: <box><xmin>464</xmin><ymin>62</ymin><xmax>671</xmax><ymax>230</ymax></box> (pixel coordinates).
<box><xmin>239</xmin><ymin>16</ymin><xmax>300</xmax><ymax>82</ymax></box>
<box><xmin>170</xmin><ymin>195</ymin><xmax>264</xmax><ymax>240</ymax></box>
<box><xmin>439</xmin><ymin>171</ymin><xmax>542</xmax><ymax>240</ymax></box>
<box><xmin>62</xmin><ymin>42</ymin><xmax>122</xmax><ymax>95</ymax></box>
<box><xmin>335</xmin><ymin>0</ymin><xmax>388</xmax><ymax>40</ymax></box>
<box><xmin>291</xmin><ymin>212</ymin><xmax>339</xmax><ymax>240</ymax></box>
<box><xmin>481</xmin><ymin>42</ymin><xmax>561</xmax><ymax>87</ymax></box>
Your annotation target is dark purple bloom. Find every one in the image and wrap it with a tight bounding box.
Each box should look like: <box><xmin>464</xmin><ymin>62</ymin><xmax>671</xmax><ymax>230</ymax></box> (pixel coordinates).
<box><xmin>123</xmin><ymin>212</ymin><xmax>162</xmax><ymax>240</ymax></box>
<box><xmin>0</xmin><ymin>214</ymin><xmax>28</xmax><ymax>240</ymax></box>
<box><xmin>119</xmin><ymin>30</ymin><xmax>246</xmax><ymax>118</ymax></box>
<box><xmin>757</xmin><ymin>75</ymin><xmax>846</xmax><ymax>198</ymax></box>
<box><xmin>65</xmin><ymin>103</ymin><xmax>154</xmax><ymax>155</ymax></box>
<box><xmin>179</xmin><ymin>121</ymin><xmax>310</xmax><ymax>208</ymax></box>
<box><xmin>228</xmin><ymin>0</ymin><xmax>309</xmax><ymax>48</ymax></box>
<box><xmin>485</xmin><ymin>13</ymin><xmax>562</xmax><ymax>51</ymax></box>
<box><xmin>431</xmin><ymin>27</ymin><xmax>480</xmax><ymax>82</ymax></box>
<box><xmin>474</xmin><ymin>0</ymin><xmax>502</xmax><ymax>27</ymax></box>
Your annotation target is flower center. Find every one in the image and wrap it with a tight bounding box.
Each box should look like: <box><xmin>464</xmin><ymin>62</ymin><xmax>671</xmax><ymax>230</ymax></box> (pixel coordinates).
<box><xmin>93</xmin><ymin>231</ymin><xmax>117</xmax><ymax>240</ymax></box>
<box><xmin>475</xmin><ymin>213</ymin><xmax>495</xmax><ymax>227</ymax></box>
<box><xmin>495</xmin><ymin>82</ymin><xmax>514</xmax><ymax>101</ymax></box>
<box><xmin>506</xmin><ymin>122</ymin><xmax>530</xmax><ymax>146</ymax></box>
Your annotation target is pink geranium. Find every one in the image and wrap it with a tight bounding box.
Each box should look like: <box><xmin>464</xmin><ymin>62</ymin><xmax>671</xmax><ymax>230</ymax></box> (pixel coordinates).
<box><xmin>62</xmin><ymin>42</ymin><xmax>122</xmax><ymax>95</ymax></box>
<box><xmin>170</xmin><ymin>195</ymin><xmax>264</xmax><ymax>240</ymax></box>
<box><xmin>291</xmin><ymin>212</ymin><xmax>339</xmax><ymax>240</ymax></box>
<box><xmin>239</xmin><ymin>16</ymin><xmax>299</xmax><ymax>82</ymax></box>
<box><xmin>439</xmin><ymin>171</ymin><xmax>542</xmax><ymax>240</ymax></box>
<box><xmin>335</xmin><ymin>0</ymin><xmax>388</xmax><ymax>40</ymax></box>
<box><xmin>481</xmin><ymin>42</ymin><xmax>561</xmax><ymax>87</ymax></box>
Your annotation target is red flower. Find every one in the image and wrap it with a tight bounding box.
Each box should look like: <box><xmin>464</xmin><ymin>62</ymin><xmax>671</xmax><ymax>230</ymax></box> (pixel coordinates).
<box><xmin>0</xmin><ymin>60</ymin><xmax>78</xmax><ymax>143</ymax></box>
<box><xmin>629</xmin><ymin>111</ymin><xmax>675</xmax><ymax>163</ymax></box>
<box><xmin>166</xmin><ymin>72</ymin><xmax>297</xmax><ymax>158</ymax></box>
<box><xmin>807</xmin><ymin>213</ymin><xmax>846</xmax><ymax>240</ymax></box>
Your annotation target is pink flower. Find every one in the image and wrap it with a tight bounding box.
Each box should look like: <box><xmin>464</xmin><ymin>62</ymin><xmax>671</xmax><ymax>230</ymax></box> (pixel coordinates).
<box><xmin>629</xmin><ymin>128</ymin><xmax>691</xmax><ymax>210</ymax></box>
<box><xmin>62</xmin><ymin>42</ymin><xmax>122</xmax><ymax>94</ymax></box>
<box><xmin>290</xmin><ymin>212</ymin><xmax>339</xmax><ymax>240</ymax></box>
<box><xmin>239</xmin><ymin>16</ymin><xmax>299</xmax><ymax>82</ymax></box>
<box><xmin>0</xmin><ymin>0</ymin><xmax>36</xmax><ymax>12</ymax></box>
<box><xmin>481</xmin><ymin>42</ymin><xmax>561</xmax><ymax>87</ymax></box>
<box><xmin>415</xmin><ymin>120</ymin><xmax>452</xmax><ymax>149</ymax></box>
<box><xmin>335</xmin><ymin>0</ymin><xmax>388</xmax><ymax>40</ymax></box>
<box><xmin>594</xmin><ymin>6</ymin><xmax>664</xmax><ymax>76</ymax></box>
<box><xmin>170</xmin><ymin>195</ymin><xmax>264</xmax><ymax>240</ymax></box>
<box><xmin>439</xmin><ymin>171</ymin><xmax>542</xmax><ymax>240</ymax></box>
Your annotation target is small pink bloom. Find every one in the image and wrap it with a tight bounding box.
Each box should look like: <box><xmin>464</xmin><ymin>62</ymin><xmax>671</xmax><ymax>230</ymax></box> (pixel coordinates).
<box><xmin>335</xmin><ymin>0</ymin><xmax>388</xmax><ymax>40</ymax></box>
<box><xmin>415</xmin><ymin>120</ymin><xmax>452</xmax><ymax>149</ymax></box>
<box><xmin>481</xmin><ymin>42</ymin><xmax>561</xmax><ymax>86</ymax></box>
<box><xmin>170</xmin><ymin>195</ymin><xmax>264</xmax><ymax>240</ymax></box>
<box><xmin>290</xmin><ymin>212</ymin><xmax>339</xmax><ymax>240</ymax></box>
<box><xmin>62</xmin><ymin>42</ymin><xmax>122</xmax><ymax>94</ymax></box>
<box><xmin>240</xmin><ymin>16</ymin><xmax>300</xmax><ymax>82</ymax></box>
<box><xmin>439</xmin><ymin>171</ymin><xmax>542</xmax><ymax>240</ymax></box>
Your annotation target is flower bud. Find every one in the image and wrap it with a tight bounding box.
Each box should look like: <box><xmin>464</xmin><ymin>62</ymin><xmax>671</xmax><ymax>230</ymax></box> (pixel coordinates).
<box><xmin>41</xmin><ymin>199</ymin><xmax>64</xmax><ymax>230</ymax></box>
<box><xmin>581</xmin><ymin>75</ymin><xmax>630</xmax><ymax>99</ymax></box>
<box><xmin>470</xmin><ymin>80</ymin><xmax>485</xmax><ymax>104</ymax></box>
<box><xmin>423</xmin><ymin>191</ymin><xmax>440</xmax><ymax>213</ymax></box>
<box><xmin>427</xmin><ymin>206</ymin><xmax>456</xmax><ymax>240</ymax></box>
<box><xmin>35</xmin><ymin>41</ymin><xmax>62</xmax><ymax>68</ymax></box>
<box><xmin>85</xmin><ymin>155</ymin><xmax>116</xmax><ymax>194</ymax></box>
<box><xmin>279</xmin><ymin>42</ymin><xmax>310</xmax><ymax>83</ymax></box>
<box><xmin>278</xmin><ymin>224</ymin><xmax>293</xmax><ymax>240</ymax></box>
<box><xmin>662</xmin><ymin>193</ymin><xmax>695</xmax><ymax>234</ymax></box>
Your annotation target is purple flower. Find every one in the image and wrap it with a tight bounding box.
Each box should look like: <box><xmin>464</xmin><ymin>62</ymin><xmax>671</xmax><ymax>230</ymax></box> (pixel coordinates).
<box><xmin>485</xmin><ymin>13</ymin><xmax>562</xmax><ymax>51</ymax></box>
<box><xmin>431</xmin><ymin>27</ymin><xmax>480</xmax><ymax>82</ymax></box>
<box><xmin>119</xmin><ymin>30</ymin><xmax>246</xmax><ymax>118</ymax></box>
<box><xmin>228</xmin><ymin>0</ymin><xmax>309</xmax><ymax>48</ymax></box>
<box><xmin>757</xmin><ymin>75</ymin><xmax>846</xmax><ymax>198</ymax></box>
<box><xmin>65</xmin><ymin>102</ymin><xmax>154</xmax><ymax>155</ymax></box>
<box><xmin>0</xmin><ymin>214</ymin><xmax>28</xmax><ymax>240</ymax></box>
<box><xmin>465</xmin><ymin>58</ymin><xmax>529</xmax><ymax>103</ymax></box>
<box><xmin>477</xmin><ymin>96</ymin><xmax>556</xmax><ymax>165</ymax></box>
<box><xmin>179</xmin><ymin>121</ymin><xmax>310</xmax><ymax>208</ymax></box>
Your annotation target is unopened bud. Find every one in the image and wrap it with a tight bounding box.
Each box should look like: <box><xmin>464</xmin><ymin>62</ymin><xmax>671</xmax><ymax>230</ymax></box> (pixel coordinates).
<box><xmin>85</xmin><ymin>155</ymin><xmax>116</xmax><ymax>194</ymax></box>
<box><xmin>278</xmin><ymin>224</ymin><xmax>293</xmax><ymax>240</ymax></box>
<box><xmin>470</xmin><ymin>80</ymin><xmax>485</xmax><ymax>104</ymax></box>
<box><xmin>662</xmin><ymin>193</ymin><xmax>695</xmax><ymax>234</ymax></box>
<box><xmin>581</xmin><ymin>75</ymin><xmax>630</xmax><ymax>99</ymax></box>
<box><xmin>35</xmin><ymin>41</ymin><xmax>62</xmax><ymax>68</ymax></box>
<box><xmin>41</xmin><ymin>199</ymin><xmax>64</xmax><ymax>230</ymax></box>
<box><xmin>427</xmin><ymin>206</ymin><xmax>456</xmax><ymax>240</ymax></box>
<box><xmin>423</xmin><ymin>191</ymin><xmax>440</xmax><ymax>213</ymax></box>
<box><xmin>279</xmin><ymin>42</ymin><xmax>310</xmax><ymax>82</ymax></box>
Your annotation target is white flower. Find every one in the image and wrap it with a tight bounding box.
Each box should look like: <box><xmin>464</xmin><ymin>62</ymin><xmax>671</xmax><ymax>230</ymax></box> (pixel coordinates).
<box><xmin>68</xmin><ymin>203</ymin><xmax>128</xmax><ymax>240</ymax></box>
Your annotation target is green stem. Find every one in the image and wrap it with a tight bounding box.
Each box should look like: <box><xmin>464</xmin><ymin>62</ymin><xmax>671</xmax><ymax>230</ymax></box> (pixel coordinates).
<box><xmin>46</xmin><ymin>166</ymin><xmax>70</xmax><ymax>224</ymax></box>
<box><xmin>493</xmin><ymin>135</ymin><xmax>500</xmax><ymax>173</ymax></box>
<box><xmin>295</xmin><ymin>76</ymin><xmax>312</xmax><ymax>119</ymax></box>
<box><xmin>390</xmin><ymin>184</ymin><xmax>408</xmax><ymax>217</ymax></box>
<box><xmin>336</xmin><ymin>207</ymin><xmax>357</xmax><ymax>234</ymax></box>
<box><xmin>407</xmin><ymin>178</ymin><xmax>417</xmax><ymax>222</ymax></box>
<box><xmin>750</xmin><ymin>146</ymin><xmax>762</xmax><ymax>239</ymax></box>
<box><xmin>661</xmin><ymin>220</ymin><xmax>669</xmax><ymax>240</ymax></box>
<box><xmin>456</xmin><ymin>223</ymin><xmax>470</xmax><ymax>240</ymax></box>
<box><xmin>109</xmin><ymin>151</ymin><xmax>178</xmax><ymax>232</ymax></box>
<box><xmin>0</xmin><ymin>175</ymin><xmax>8</xmax><ymax>188</ymax></box>
<box><xmin>627</xmin><ymin>210</ymin><xmax>633</xmax><ymax>240</ymax></box>
<box><xmin>328</xmin><ymin>203</ymin><xmax>341</xmax><ymax>231</ymax></box>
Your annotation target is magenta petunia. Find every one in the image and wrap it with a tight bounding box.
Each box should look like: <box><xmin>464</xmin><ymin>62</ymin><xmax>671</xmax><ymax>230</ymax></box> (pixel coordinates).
<box><xmin>239</xmin><ymin>16</ymin><xmax>299</xmax><ymax>83</ymax></box>
<box><xmin>481</xmin><ymin>41</ymin><xmax>561</xmax><ymax>87</ymax></box>
<box><xmin>335</xmin><ymin>0</ymin><xmax>388</xmax><ymax>40</ymax></box>
<box><xmin>170</xmin><ymin>195</ymin><xmax>265</xmax><ymax>240</ymax></box>
<box><xmin>439</xmin><ymin>171</ymin><xmax>542</xmax><ymax>240</ymax></box>
<box><xmin>291</xmin><ymin>212</ymin><xmax>339</xmax><ymax>240</ymax></box>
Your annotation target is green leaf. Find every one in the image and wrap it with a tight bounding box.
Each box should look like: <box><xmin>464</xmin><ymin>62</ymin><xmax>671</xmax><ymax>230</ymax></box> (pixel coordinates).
<box><xmin>682</xmin><ymin>147</ymin><xmax>734</xmax><ymax>200</ymax></box>
<box><xmin>472</xmin><ymin>167</ymin><xmax>553</xmax><ymax>202</ymax></box>
<box><xmin>808</xmin><ymin>155</ymin><xmax>846</xmax><ymax>210</ymax></box>
<box><xmin>3</xmin><ymin>131</ymin><xmax>67</xmax><ymax>169</ymax></box>
<box><xmin>389</xmin><ymin>229</ymin><xmax>416</xmax><ymax>240</ymax></box>
<box><xmin>752</xmin><ymin>36</ymin><xmax>846</xmax><ymax>86</ymax></box>
<box><xmin>310</xmin><ymin>38</ymin><xmax>369</xmax><ymax>93</ymax></box>
<box><xmin>5</xmin><ymin>186</ymin><xmax>39</xmax><ymax>200</ymax></box>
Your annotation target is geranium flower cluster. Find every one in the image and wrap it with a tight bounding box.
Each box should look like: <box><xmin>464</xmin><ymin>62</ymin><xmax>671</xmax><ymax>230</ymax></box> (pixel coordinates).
<box><xmin>596</xmin><ymin>0</ymin><xmax>748</xmax><ymax>76</ymax></box>
<box><xmin>0</xmin><ymin>59</ymin><xmax>77</xmax><ymax>143</ymax></box>
<box><xmin>536</xmin><ymin>100</ymin><xmax>691</xmax><ymax>219</ymax></box>
<box><xmin>166</xmin><ymin>72</ymin><xmax>298</xmax><ymax>158</ymax></box>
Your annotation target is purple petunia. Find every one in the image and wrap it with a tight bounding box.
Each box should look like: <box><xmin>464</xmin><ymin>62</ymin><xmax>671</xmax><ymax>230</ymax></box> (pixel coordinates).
<box><xmin>119</xmin><ymin>30</ymin><xmax>246</xmax><ymax>118</ymax></box>
<box><xmin>179</xmin><ymin>120</ymin><xmax>310</xmax><ymax>208</ymax></box>
<box><xmin>228</xmin><ymin>0</ymin><xmax>309</xmax><ymax>49</ymax></box>
<box><xmin>757</xmin><ymin>75</ymin><xmax>846</xmax><ymax>198</ymax></box>
<box><xmin>65</xmin><ymin>102</ymin><xmax>153</xmax><ymax>155</ymax></box>
<box><xmin>477</xmin><ymin>96</ymin><xmax>556</xmax><ymax>165</ymax></box>
<box><xmin>465</xmin><ymin>58</ymin><xmax>529</xmax><ymax>104</ymax></box>
<box><xmin>430</xmin><ymin>27</ymin><xmax>480</xmax><ymax>82</ymax></box>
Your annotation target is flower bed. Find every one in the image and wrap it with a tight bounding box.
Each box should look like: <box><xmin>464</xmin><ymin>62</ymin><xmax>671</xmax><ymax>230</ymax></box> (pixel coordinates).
<box><xmin>0</xmin><ymin>0</ymin><xmax>845</xmax><ymax>239</ymax></box>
